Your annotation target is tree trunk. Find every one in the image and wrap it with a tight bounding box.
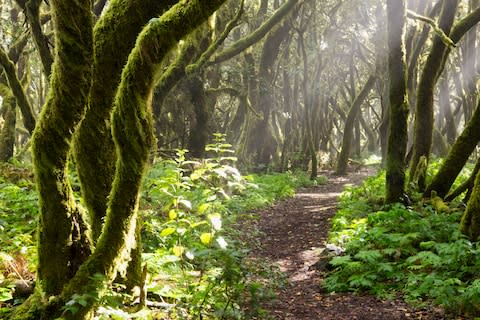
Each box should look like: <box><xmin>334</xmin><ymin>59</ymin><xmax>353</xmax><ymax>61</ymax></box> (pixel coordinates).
<box><xmin>187</xmin><ymin>76</ymin><xmax>209</xmax><ymax>157</ymax></box>
<box><xmin>30</xmin><ymin>0</ymin><xmax>94</xmax><ymax>297</ymax></box>
<box><xmin>409</xmin><ymin>0</ymin><xmax>459</xmax><ymax>190</ymax></box>
<box><xmin>0</xmin><ymin>47</ymin><xmax>36</xmax><ymax>135</ymax></box>
<box><xmin>385</xmin><ymin>0</ymin><xmax>409</xmax><ymax>204</ymax></box>
<box><xmin>74</xmin><ymin>0</ymin><xmax>177</xmax><ymax>242</ymax></box>
<box><xmin>246</xmin><ymin>20</ymin><xmax>290</xmax><ymax>169</ymax></box>
<box><xmin>425</xmin><ymin>99</ymin><xmax>480</xmax><ymax>198</ymax></box>
<box><xmin>336</xmin><ymin>75</ymin><xmax>376</xmax><ymax>175</ymax></box>
<box><xmin>461</xmin><ymin>168</ymin><xmax>480</xmax><ymax>241</ymax></box>
<box><xmin>0</xmin><ymin>93</ymin><xmax>16</xmax><ymax>162</ymax></box>
<box><xmin>13</xmin><ymin>1</ymin><xmax>227</xmax><ymax>319</ymax></box>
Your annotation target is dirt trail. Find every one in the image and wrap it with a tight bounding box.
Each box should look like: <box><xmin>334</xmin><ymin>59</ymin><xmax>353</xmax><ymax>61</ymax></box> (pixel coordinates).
<box><xmin>249</xmin><ymin>168</ymin><xmax>446</xmax><ymax>320</ymax></box>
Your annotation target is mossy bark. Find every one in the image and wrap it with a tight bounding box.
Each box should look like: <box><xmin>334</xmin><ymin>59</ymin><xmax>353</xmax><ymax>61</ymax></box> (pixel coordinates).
<box><xmin>74</xmin><ymin>0</ymin><xmax>178</xmax><ymax>242</ymax></box>
<box><xmin>425</xmin><ymin>99</ymin><xmax>480</xmax><ymax>198</ymax></box>
<box><xmin>409</xmin><ymin>0</ymin><xmax>458</xmax><ymax>190</ymax></box>
<box><xmin>25</xmin><ymin>0</ymin><xmax>53</xmax><ymax>76</ymax></box>
<box><xmin>30</xmin><ymin>0</ymin><xmax>94</xmax><ymax>297</ymax></box>
<box><xmin>336</xmin><ymin>75</ymin><xmax>376</xmax><ymax>175</ymax></box>
<box><xmin>57</xmin><ymin>1</ymin><xmax>227</xmax><ymax>318</ymax></box>
<box><xmin>461</xmin><ymin>168</ymin><xmax>480</xmax><ymax>241</ymax></box>
<box><xmin>446</xmin><ymin>158</ymin><xmax>480</xmax><ymax>202</ymax></box>
<box><xmin>385</xmin><ymin>0</ymin><xmax>409</xmax><ymax>204</ymax></box>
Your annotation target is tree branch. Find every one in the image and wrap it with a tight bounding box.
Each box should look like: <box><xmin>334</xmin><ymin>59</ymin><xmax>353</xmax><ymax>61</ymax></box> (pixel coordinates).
<box><xmin>209</xmin><ymin>0</ymin><xmax>301</xmax><ymax>65</ymax></box>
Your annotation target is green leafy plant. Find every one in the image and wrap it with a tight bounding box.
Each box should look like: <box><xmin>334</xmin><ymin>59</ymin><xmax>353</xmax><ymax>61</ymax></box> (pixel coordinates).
<box><xmin>325</xmin><ymin>169</ymin><xmax>480</xmax><ymax>316</ymax></box>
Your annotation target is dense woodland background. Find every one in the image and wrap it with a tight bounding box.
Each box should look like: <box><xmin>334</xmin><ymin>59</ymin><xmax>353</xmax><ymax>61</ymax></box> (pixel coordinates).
<box><xmin>1</xmin><ymin>0</ymin><xmax>480</xmax><ymax>318</ymax></box>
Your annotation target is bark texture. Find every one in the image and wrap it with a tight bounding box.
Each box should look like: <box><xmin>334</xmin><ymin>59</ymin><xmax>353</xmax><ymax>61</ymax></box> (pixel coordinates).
<box><xmin>59</xmin><ymin>0</ymin><xmax>227</xmax><ymax>318</ymax></box>
<box><xmin>30</xmin><ymin>0</ymin><xmax>94</xmax><ymax>297</ymax></box>
<box><xmin>0</xmin><ymin>93</ymin><xmax>16</xmax><ymax>162</ymax></box>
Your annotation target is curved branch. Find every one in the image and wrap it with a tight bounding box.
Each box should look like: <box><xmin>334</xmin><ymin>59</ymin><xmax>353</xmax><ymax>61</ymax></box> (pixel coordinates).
<box><xmin>186</xmin><ymin>0</ymin><xmax>244</xmax><ymax>74</ymax></box>
<box><xmin>209</xmin><ymin>0</ymin><xmax>301</xmax><ymax>65</ymax></box>
<box><xmin>25</xmin><ymin>0</ymin><xmax>54</xmax><ymax>75</ymax></box>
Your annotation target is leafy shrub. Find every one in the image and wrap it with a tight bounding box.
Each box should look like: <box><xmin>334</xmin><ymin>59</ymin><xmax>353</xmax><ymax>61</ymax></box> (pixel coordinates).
<box><xmin>139</xmin><ymin>134</ymin><xmax>319</xmax><ymax>318</ymax></box>
<box><xmin>325</xmin><ymin>170</ymin><xmax>480</xmax><ymax>316</ymax></box>
<box><xmin>0</xmin><ymin>134</ymin><xmax>319</xmax><ymax>319</ymax></box>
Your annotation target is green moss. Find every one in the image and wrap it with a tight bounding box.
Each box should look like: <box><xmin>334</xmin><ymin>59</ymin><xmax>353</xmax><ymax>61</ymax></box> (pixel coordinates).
<box><xmin>55</xmin><ymin>1</ymin><xmax>227</xmax><ymax>318</ymax></box>
<box><xmin>461</xmin><ymin>169</ymin><xmax>480</xmax><ymax>241</ymax></box>
<box><xmin>31</xmin><ymin>0</ymin><xmax>94</xmax><ymax>296</ymax></box>
<box><xmin>73</xmin><ymin>0</ymin><xmax>178</xmax><ymax>241</ymax></box>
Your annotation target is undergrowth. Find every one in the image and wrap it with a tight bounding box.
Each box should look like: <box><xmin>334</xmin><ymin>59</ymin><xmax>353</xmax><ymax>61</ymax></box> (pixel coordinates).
<box><xmin>138</xmin><ymin>134</ymin><xmax>322</xmax><ymax>319</ymax></box>
<box><xmin>0</xmin><ymin>134</ymin><xmax>321</xmax><ymax>319</ymax></box>
<box><xmin>325</xmin><ymin>165</ymin><xmax>480</xmax><ymax>317</ymax></box>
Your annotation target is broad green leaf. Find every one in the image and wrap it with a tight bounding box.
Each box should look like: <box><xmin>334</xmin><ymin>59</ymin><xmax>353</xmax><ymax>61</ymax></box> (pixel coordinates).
<box><xmin>160</xmin><ymin>227</ymin><xmax>176</xmax><ymax>237</ymax></box>
<box><xmin>168</xmin><ymin>210</ymin><xmax>177</xmax><ymax>220</ymax></box>
<box><xmin>200</xmin><ymin>233</ymin><xmax>213</xmax><ymax>245</ymax></box>
<box><xmin>172</xmin><ymin>245</ymin><xmax>184</xmax><ymax>257</ymax></box>
<box><xmin>197</xmin><ymin>203</ymin><xmax>210</xmax><ymax>215</ymax></box>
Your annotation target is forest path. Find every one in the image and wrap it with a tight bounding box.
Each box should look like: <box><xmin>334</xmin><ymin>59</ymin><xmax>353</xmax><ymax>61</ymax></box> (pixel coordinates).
<box><xmin>247</xmin><ymin>167</ymin><xmax>445</xmax><ymax>320</ymax></box>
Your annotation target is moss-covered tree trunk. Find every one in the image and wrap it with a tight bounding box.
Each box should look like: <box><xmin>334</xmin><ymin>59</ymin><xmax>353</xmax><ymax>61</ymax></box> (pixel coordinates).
<box><xmin>0</xmin><ymin>47</ymin><xmax>36</xmax><ymax>135</ymax></box>
<box><xmin>73</xmin><ymin>0</ymin><xmax>179</xmax><ymax>289</ymax></box>
<box><xmin>58</xmin><ymin>1</ymin><xmax>227</xmax><ymax>317</ymax></box>
<box><xmin>409</xmin><ymin>0</ymin><xmax>458</xmax><ymax>190</ymax></box>
<box><xmin>385</xmin><ymin>0</ymin><xmax>409</xmax><ymax>204</ymax></box>
<box><xmin>335</xmin><ymin>75</ymin><xmax>376</xmax><ymax>175</ymax></box>
<box><xmin>461</xmin><ymin>168</ymin><xmax>480</xmax><ymax>241</ymax></box>
<box><xmin>74</xmin><ymin>0</ymin><xmax>178</xmax><ymax>242</ymax></box>
<box><xmin>425</xmin><ymin>99</ymin><xmax>480</xmax><ymax>198</ymax></box>
<box><xmin>15</xmin><ymin>1</ymin><xmax>227</xmax><ymax>319</ymax></box>
<box><xmin>30</xmin><ymin>0</ymin><xmax>94</xmax><ymax>297</ymax></box>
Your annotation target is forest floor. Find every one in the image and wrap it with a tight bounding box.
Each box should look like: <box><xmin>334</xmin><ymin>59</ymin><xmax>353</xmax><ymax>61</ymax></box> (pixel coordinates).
<box><xmin>245</xmin><ymin>167</ymin><xmax>450</xmax><ymax>320</ymax></box>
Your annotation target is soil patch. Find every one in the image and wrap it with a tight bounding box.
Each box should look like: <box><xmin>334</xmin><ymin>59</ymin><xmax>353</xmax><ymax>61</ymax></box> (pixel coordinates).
<box><xmin>248</xmin><ymin>168</ymin><xmax>449</xmax><ymax>320</ymax></box>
